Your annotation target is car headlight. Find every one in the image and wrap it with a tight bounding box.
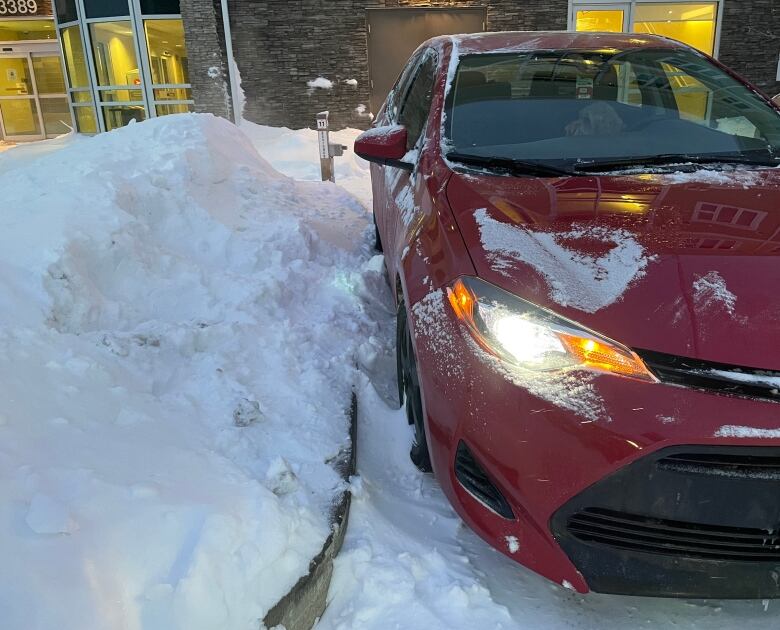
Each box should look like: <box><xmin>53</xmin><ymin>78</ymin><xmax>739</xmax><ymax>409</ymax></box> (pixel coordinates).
<box><xmin>447</xmin><ymin>276</ymin><xmax>656</xmax><ymax>382</ymax></box>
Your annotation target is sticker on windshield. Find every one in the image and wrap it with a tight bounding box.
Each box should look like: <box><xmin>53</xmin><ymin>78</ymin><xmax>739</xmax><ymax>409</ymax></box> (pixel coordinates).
<box><xmin>576</xmin><ymin>77</ymin><xmax>594</xmax><ymax>100</ymax></box>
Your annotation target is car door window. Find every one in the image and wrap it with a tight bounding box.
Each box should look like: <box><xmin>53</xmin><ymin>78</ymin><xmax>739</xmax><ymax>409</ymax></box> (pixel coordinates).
<box><xmin>386</xmin><ymin>50</ymin><xmax>424</xmax><ymax>123</ymax></box>
<box><xmin>398</xmin><ymin>51</ymin><xmax>438</xmax><ymax>151</ymax></box>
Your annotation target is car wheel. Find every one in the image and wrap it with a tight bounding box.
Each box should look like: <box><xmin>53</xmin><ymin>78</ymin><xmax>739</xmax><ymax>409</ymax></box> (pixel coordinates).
<box><xmin>397</xmin><ymin>301</ymin><xmax>433</xmax><ymax>472</ymax></box>
<box><xmin>373</xmin><ymin>214</ymin><xmax>383</xmax><ymax>252</ymax></box>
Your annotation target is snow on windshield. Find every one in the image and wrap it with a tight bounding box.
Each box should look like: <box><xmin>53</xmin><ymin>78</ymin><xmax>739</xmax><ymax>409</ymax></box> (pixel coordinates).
<box><xmin>474</xmin><ymin>208</ymin><xmax>653</xmax><ymax>313</ymax></box>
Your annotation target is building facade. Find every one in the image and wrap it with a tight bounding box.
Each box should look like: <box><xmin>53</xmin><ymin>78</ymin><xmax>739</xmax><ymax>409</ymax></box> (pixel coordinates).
<box><xmin>2</xmin><ymin>0</ymin><xmax>778</xmax><ymax>140</ymax></box>
<box><xmin>219</xmin><ymin>0</ymin><xmax>780</xmax><ymax>130</ymax></box>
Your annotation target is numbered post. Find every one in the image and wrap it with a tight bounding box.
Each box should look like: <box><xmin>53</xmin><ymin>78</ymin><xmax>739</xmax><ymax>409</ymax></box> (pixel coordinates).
<box><xmin>316</xmin><ymin>111</ymin><xmax>347</xmax><ymax>183</ymax></box>
<box><xmin>316</xmin><ymin>111</ymin><xmax>334</xmax><ymax>183</ymax></box>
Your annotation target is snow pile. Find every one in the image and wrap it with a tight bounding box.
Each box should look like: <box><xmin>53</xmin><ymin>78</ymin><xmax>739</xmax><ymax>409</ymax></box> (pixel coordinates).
<box><xmin>0</xmin><ymin>113</ymin><xmax>379</xmax><ymax>630</ymax></box>
<box><xmin>240</xmin><ymin>121</ymin><xmax>371</xmax><ymax>209</ymax></box>
<box><xmin>475</xmin><ymin>209</ymin><xmax>652</xmax><ymax>313</ymax></box>
<box><xmin>307</xmin><ymin>77</ymin><xmax>334</xmax><ymax>90</ymax></box>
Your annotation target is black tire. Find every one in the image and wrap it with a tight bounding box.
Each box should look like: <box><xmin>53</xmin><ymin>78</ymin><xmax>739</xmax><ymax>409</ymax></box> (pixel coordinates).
<box><xmin>373</xmin><ymin>214</ymin><xmax>383</xmax><ymax>252</ymax></box>
<box><xmin>397</xmin><ymin>301</ymin><xmax>433</xmax><ymax>472</ymax></box>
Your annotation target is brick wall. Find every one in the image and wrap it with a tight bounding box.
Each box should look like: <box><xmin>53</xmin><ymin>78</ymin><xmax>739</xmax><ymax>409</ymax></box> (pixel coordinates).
<box><xmin>181</xmin><ymin>0</ymin><xmax>234</xmax><ymax>121</ymax></box>
<box><xmin>191</xmin><ymin>1</ymin><xmax>780</xmax><ymax>130</ymax></box>
<box><xmin>717</xmin><ymin>0</ymin><xmax>780</xmax><ymax>97</ymax></box>
<box><xmin>226</xmin><ymin>0</ymin><xmax>567</xmax><ymax>130</ymax></box>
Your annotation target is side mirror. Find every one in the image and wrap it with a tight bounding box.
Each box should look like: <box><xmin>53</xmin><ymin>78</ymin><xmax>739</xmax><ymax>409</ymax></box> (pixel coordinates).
<box><xmin>354</xmin><ymin>125</ymin><xmax>413</xmax><ymax>171</ymax></box>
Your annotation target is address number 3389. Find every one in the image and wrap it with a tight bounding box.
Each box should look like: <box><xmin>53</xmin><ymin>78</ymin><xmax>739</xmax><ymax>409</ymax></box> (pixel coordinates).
<box><xmin>0</xmin><ymin>0</ymin><xmax>39</xmax><ymax>15</ymax></box>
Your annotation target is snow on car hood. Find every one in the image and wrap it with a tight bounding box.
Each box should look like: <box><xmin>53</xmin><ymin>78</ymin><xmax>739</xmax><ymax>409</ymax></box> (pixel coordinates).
<box><xmin>446</xmin><ymin>169</ymin><xmax>780</xmax><ymax>370</ymax></box>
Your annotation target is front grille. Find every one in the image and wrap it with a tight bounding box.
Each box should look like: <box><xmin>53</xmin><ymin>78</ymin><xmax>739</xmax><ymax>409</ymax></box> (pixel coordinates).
<box><xmin>635</xmin><ymin>349</ymin><xmax>780</xmax><ymax>403</ymax></box>
<box><xmin>568</xmin><ymin>507</ymin><xmax>780</xmax><ymax>562</ymax></box>
<box><xmin>454</xmin><ymin>441</ymin><xmax>514</xmax><ymax>519</ymax></box>
<box><xmin>659</xmin><ymin>452</ymin><xmax>780</xmax><ymax>480</ymax></box>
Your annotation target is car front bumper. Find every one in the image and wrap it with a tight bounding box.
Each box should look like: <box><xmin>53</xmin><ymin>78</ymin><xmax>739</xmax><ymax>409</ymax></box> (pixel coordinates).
<box><xmin>411</xmin><ymin>294</ymin><xmax>780</xmax><ymax>598</ymax></box>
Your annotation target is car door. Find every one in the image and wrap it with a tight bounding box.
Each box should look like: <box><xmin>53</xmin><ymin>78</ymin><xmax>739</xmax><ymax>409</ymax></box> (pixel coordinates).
<box><xmin>382</xmin><ymin>48</ymin><xmax>439</xmax><ymax>288</ymax></box>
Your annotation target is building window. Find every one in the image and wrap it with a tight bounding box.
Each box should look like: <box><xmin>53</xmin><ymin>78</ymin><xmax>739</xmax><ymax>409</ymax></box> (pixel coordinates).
<box><xmin>83</xmin><ymin>0</ymin><xmax>130</xmax><ymax>19</ymax></box>
<box><xmin>61</xmin><ymin>25</ymin><xmax>88</xmax><ymax>87</ymax></box>
<box><xmin>89</xmin><ymin>21</ymin><xmax>140</xmax><ymax>87</ymax></box>
<box><xmin>55</xmin><ymin>0</ymin><xmax>78</xmax><ymax>24</ymax></box>
<box><xmin>574</xmin><ymin>9</ymin><xmax>626</xmax><ymax>33</ymax></box>
<box><xmin>55</xmin><ymin>0</ymin><xmax>191</xmax><ymax>133</ymax></box>
<box><xmin>570</xmin><ymin>1</ymin><xmax>720</xmax><ymax>56</ymax></box>
<box><xmin>0</xmin><ymin>19</ymin><xmax>57</xmax><ymax>40</ymax></box>
<box><xmin>144</xmin><ymin>18</ymin><xmax>191</xmax><ymax>116</ymax></box>
<box><xmin>140</xmin><ymin>0</ymin><xmax>180</xmax><ymax>14</ymax></box>
<box><xmin>633</xmin><ymin>3</ymin><xmax>717</xmax><ymax>55</ymax></box>
<box><xmin>144</xmin><ymin>19</ymin><xmax>188</xmax><ymax>84</ymax></box>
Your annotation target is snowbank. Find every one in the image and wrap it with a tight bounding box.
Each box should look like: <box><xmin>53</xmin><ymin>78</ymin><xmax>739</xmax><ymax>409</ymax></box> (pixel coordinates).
<box><xmin>0</xmin><ymin>114</ymin><xmax>380</xmax><ymax>630</ymax></box>
<box><xmin>240</xmin><ymin>121</ymin><xmax>372</xmax><ymax>210</ymax></box>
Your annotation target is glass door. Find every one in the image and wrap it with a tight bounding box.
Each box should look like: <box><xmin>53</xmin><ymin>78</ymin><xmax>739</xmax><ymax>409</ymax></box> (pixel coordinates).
<box><xmin>0</xmin><ymin>54</ymin><xmax>43</xmax><ymax>141</ymax></box>
<box><xmin>571</xmin><ymin>3</ymin><xmax>630</xmax><ymax>33</ymax></box>
<box><xmin>0</xmin><ymin>46</ymin><xmax>71</xmax><ymax>142</ymax></box>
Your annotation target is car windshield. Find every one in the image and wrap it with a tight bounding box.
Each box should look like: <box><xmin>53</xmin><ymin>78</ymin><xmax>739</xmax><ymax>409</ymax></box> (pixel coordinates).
<box><xmin>445</xmin><ymin>48</ymin><xmax>780</xmax><ymax>170</ymax></box>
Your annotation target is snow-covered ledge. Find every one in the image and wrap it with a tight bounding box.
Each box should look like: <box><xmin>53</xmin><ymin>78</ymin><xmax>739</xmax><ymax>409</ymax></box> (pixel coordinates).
<box><xmin>264</xmin><ymin>394</ymin><xmax>357</xmax><ymax>630</ymax></box>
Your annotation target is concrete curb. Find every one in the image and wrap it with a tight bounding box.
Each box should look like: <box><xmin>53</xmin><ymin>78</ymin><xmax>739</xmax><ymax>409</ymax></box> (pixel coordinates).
<box><xmin>263</xmin><ymin>393</ymin><xmax>357</xmax><ymax>630</ymax></box>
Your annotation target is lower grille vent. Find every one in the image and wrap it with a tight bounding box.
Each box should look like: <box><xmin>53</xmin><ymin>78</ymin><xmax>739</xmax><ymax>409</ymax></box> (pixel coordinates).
<box><xmin>659</xmin><ymin>452</ymin><xmax>780</xmax><ymax>480</ymax></box>
<box><xmin>568</xmin><ymin>508</ymin><xmax>780</xmax><ymax>561</ymax></box>
<box><xmin>454</xmin><ymin>441</ymin><xmax>514</xmax><ymax>519</ymax></box>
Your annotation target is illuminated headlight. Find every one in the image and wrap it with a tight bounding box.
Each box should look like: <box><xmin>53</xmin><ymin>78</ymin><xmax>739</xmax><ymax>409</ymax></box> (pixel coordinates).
<box><xmin>447</xmin><ymin>276</ymin><xmax>656</xmax><ymax>381</ymax></box>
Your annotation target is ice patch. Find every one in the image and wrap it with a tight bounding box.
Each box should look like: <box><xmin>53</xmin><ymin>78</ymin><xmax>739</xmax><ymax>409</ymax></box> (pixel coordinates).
<box><xmin>475</xmin><ymin>208</ymin><xmax>652</xmax><ymax>313</ymax></box>
<box><xmin>505</xmin><ymin>536</ymin><xmax>520</xmax><ymax>554</ymax></box>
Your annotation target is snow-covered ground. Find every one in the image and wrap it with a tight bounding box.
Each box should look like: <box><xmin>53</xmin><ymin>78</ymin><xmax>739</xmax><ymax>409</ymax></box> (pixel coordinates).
<box><xmin>3</xmin><ymin>115</ymin><xmax>780</xmax><ymax>630</ymax></box>
<box><xmin>240</xmin><ymin>122</ymin><xmax>372</xmax><ymax>209</ymax></box>
<box><xmin>0</xmin><ymin>114</ymin><xmax>382</xmax><ymax>630</ymax></box>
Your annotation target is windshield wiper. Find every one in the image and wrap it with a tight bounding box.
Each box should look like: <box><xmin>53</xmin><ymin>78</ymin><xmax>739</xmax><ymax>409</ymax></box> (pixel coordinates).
<box><xmin>574</xmin><ymin>153</ymin><xmax>780</xmax><ymax>172</ymax></box>
<box><xmin>446</xmin><ymin>152</ymin><xmax>573</xmax><ymax>177</ymax></box>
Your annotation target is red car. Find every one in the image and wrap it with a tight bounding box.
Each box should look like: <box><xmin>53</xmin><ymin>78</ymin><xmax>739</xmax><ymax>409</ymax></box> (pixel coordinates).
<box><xmin>355</xmin><ymin>31</ymin><xmax>780</xmax><ymax>599</ymax></box>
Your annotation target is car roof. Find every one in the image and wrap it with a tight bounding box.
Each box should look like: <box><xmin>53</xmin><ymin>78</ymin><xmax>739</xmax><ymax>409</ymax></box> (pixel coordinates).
<box><xmin>427</xmin><ymin>30</ymin><xmax>689</xmax><ymax>55</ymax></box>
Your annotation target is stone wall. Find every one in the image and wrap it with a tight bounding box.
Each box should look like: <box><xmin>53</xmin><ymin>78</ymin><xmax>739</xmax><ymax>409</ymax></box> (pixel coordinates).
<box><xmin>181</xmin><ymin>0</ymin><xmax>234</xmax><ymax>121</ymax></box>
<box><xmin>718</xmin><ymin>0</ymin><xmax>780</xmax><ymax>97</ymax></box>
<box><xmin>190</xmin><ymin>1</ymin><xmax>780</xmax><ymax>130</ymax></box>
<box><xmin>227</xmin><ymin>0</ymin><xmax>567</xmax><ymax>130</ymax></box>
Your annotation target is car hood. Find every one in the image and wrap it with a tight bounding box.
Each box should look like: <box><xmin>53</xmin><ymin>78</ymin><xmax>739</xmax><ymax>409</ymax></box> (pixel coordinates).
<box><xmin>446</xmin><ymin>168</ymin><xmax>780</xmax><ymax>370</ymax></box>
